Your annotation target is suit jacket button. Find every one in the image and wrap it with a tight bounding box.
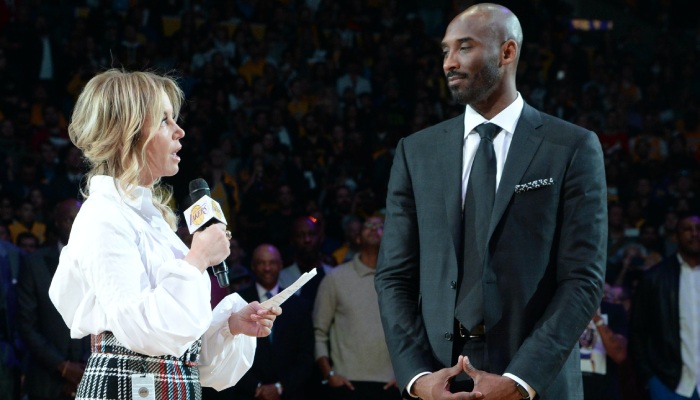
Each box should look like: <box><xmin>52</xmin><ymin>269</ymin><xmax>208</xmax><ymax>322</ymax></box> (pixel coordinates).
<box><xmin>444</xmin><ymin>332</ymin><xmax>453</xmax><ymax>341</ymax></box>
<box><xmin>450</xmin><ymin>281</ymin><xmax>456</xmax><ymax>289</ymax></box>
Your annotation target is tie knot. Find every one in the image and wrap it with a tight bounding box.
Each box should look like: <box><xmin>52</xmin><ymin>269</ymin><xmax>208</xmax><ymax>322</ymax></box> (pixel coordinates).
<box><xmin>265</xmin><ymin>291</ymin><xmax>273</xmax><ymax>300</ymax></box>
<box><xmin>474</xmin><ymin>123</ymin><xmax>500</xmax><ymax>141</ymax></box>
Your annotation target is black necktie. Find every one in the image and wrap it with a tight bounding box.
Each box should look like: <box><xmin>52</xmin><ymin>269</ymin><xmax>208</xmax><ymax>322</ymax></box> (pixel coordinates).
<box><xmin>455</xmin><ymin>122</ymin><xmax>501</xmax><ymax>330</ymax></box>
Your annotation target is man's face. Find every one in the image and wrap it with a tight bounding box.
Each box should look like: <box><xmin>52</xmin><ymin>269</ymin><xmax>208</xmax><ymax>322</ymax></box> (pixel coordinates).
<box><xmin>278</xmin><ymin>185</ymin><xmax>294</xmax><ymax>208</ymax></box>
<box><xmin>345</xmin><ymin>220</ymin><xmax>362</xmax><ymax>243</ymax></box>
<box><xmin>677</xmin><ymin>216</ymin><xmax>700</xmax><ymax>258</ymax></box>
<box><xmin>292</xmin><ymin>219</ymin><xmax>320</xmax><ymax>256</ymax></box>
<box><xmin>335</xmin><ymin>187</ymin><xmax>352</xmax><ymax>212</ymax></box>
<box><xmin>18</xmin><ymin>236</ymin><xmax>38</xmax><ymax>253</ymax></box>
<box><xmin>18</xmin><ymin>203</ymin><xmax>34</xmax><ymax>223</ymax></box>
<box><xmin>639</xmin><ymin>226</ymin><xmax>658</xmax><ymax>247</ymax></box>
<box><xmin>251</xmin><ymin>246</ymin><xmax>283</xmax><ymax>290</ymax></box>
<box><xmin>0</xmin><ymin>198</ymin><xmax>13</xmax><ymax>221</ymax></box>
<box><xmin>608</xmin><ymin>206</ymin><xmax>624</xmax><ymax>228</ymax></box>
<box><xmin>359</xmin><ymin>217</ymin><xmax>384</xmax><ymax>247</ymax></box>
<box><xmin>441</xmin><ymin>12</ymin><xmax>502</xmax><ymax>105</ymax></box>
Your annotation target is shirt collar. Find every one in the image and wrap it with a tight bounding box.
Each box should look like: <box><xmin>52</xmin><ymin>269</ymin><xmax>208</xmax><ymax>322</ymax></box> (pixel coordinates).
<box><xmin>256</xmin><ymin>282</ymin><xmax>279</xmax><ymax>299</ymax></box>
<box><xmin>352</xmin><ymin>253</ymin><xmax>376</xmax><ymax>277</ymax></box>
<box><xmin>678</xmin><ymin>253</ymin><xmax>700</xmax><ymax>270</ymax></box>
<box><xmin>89</xmin><ymin>175</ymin><xmax>154</xmax><ymax>213</ymax></box>
<box><xmin>463</xmin><ymin>92</ymin><xmax>524</xmax><ymax>138</ymax></box>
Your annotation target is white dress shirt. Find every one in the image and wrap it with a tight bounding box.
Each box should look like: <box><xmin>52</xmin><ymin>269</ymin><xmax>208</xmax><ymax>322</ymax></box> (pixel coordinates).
<box><xmin>461</xmin><ymin>93</ymin><xmax>523</xmax><ymax>204</ymax></box>
<box><xmin>409</xmin><ymin>94</ymin><xmax>535</xmax><ymax>399</ymax></box>
<box><xmin>256</xmin><ymin>282</ymin><xmax>279</xmax><ymax>301</ymax></box>
<box><xmin>677</xmin><ymin>254</ymin><xmax>700</xmax><ymax>397</ymax></box>
<box><xmin>48</xmin><ymin>175</ymin><xmax>256</xmax><ymax>391</ymax></box>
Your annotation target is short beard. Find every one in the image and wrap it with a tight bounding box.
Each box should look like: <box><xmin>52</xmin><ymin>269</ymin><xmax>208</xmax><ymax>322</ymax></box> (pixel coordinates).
<box><xmin>449</xmin><ymin>59</ymin><xmax>501</xmax><ymax>106</ymax></box>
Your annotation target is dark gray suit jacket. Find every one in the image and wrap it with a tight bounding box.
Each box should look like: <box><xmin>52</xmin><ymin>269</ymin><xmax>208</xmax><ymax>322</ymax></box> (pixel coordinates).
<box><xmin>375</xmin><ymin>103</ymin><xmax>607</xmax><ymax>399</ymax></box>
<box><xmin>17</xmin><ymin>246</ymin><xmax>91</xmax><ymax>399</ymax></box>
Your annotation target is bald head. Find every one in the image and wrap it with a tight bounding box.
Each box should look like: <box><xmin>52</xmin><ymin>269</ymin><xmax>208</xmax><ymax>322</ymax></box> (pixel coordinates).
<box><xmin>251</xmin><ymin>244</ymin><xmax>283</xmax><ymax>290</ymax></box>
<box><xmin>252</xmin><ymin>244</ymin><xmax>282</xmax><ymax>264</ymax></box>
<box><xmin>453</xmin><ymin>3</ymin><xmax>523</xmax><ymax>52</ymax></box>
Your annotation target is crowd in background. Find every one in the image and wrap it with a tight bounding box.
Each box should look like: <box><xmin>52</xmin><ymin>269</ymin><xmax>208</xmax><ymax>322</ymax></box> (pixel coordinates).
<box><xmin>1</xmin><ymin>0</ymin><xmax>699</xmax><ymax>399</ymax></box>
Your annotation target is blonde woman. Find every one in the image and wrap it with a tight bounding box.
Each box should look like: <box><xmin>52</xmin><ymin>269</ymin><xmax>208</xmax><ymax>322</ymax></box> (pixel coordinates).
<box><xmin>49</xmin><ymin>69</ymin><xmax>280</xmax><ymax>400</ymax></box>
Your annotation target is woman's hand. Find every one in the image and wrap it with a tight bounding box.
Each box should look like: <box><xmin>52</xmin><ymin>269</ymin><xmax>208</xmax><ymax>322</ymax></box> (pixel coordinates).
<box><xmin>228</xmin><ymin>302</ymin><xmax>282</xmax><ymax>337</ymax></box>
<box><xmin>184</xmin><ymin>223</ymin><xmax>230</xmax><ymax>272</ymax></box>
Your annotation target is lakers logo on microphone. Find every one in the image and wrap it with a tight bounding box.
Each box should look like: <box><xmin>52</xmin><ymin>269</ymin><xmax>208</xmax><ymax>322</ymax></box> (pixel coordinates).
<box><xmin>212</xmin><ymin>200</ymin><xmax>224</xmax><ymax>221</ymax></box>
<box><xmin>184</xmin><ymin>194</ymin><xmax>227</xmax><ymax>234</ymax></box>
<box><xmin>189</xmin><ymin>204</ymin><xmax>208</xmax><ymax>226</ymax></box>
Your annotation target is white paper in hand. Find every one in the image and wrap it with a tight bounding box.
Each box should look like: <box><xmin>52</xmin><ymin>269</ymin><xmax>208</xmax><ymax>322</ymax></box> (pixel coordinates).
<box><xmin>261</xmin><ymin>268</ymin><xmax>318</xmax><ymax>308</ymax></box>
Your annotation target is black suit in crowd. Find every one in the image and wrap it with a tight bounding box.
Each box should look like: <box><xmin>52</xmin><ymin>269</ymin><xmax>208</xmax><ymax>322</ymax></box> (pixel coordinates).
<box><xmin>630</xmin><ymin>255</ymin><xmax>683</xmax><ymax>390</ymax></box>
<box><xmin>204</xmin><ymin>284</ymin><xmax>316</xmax><ymax>400</ymax></box>
<box><xmin>17</xmin><ymin>246</ymin><xmax>91</xmax><ymax>400</ymax></box>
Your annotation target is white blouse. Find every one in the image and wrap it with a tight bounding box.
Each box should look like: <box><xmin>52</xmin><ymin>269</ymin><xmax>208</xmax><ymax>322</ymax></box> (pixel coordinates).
<box><xmin>49</xmin><ymin>175</ymin><xmax>255</xmax><ymax>391</ymax></box>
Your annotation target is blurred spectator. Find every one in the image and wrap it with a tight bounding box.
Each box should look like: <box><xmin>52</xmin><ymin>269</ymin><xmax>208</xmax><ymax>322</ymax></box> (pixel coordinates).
<box><xmin>49</xmin><ymin>144</ymin><xmax>86</xmax><ymax>203</ymax></box>
<box><xmin>607</xmin><ymin>203</ymin><xmax>632</xmax><ymax>283</ymax></box>
<box><xmin>612</xmin><ymin>243</ymin><xmax>656</xmax><ymax>289</ymax></box>
<box><xmin>8</xmin><ymin>200</ymin><xmax>46</xmax><ymax>245</ymax></box>
<box><xmin>201</xmin><ymin>147</ymin><xmax>241</xmax><ymax>225</ymax></box>
<box><xmin>17</xmin><ymin>199</ymin><xmax>90</xmax><ymax>400</ymax></box>
<box><xmin>278</xmin><ymin>216</ymin><xmax>333</xmax><ymax>304</ymax></box>
<box><xmin>331</xmin><ymin>215</ymin><xmax>362</xmax><ymax>265</ymax></box>
<box><xmin>30</xmin><ymin>104</ymin><xmax>70</xmax><ymax>152</ymax></box>
<box><xmin>580</xmin><ymin>299</ymin><xmax>628</xmax><ymax>400</ymax></box>
<box><xmin>0</xmin><ymin>194</ymin><xmax>15</xmax><ymax>227</ymax></box>
<box><xmin>15</xmin><ymin>232</ymin><xmax>39</xmax><ymax>254</ymax></box>
<box><xmin>638</xmin><ymin>222</ymin><xmax>664</xmax><ymax>262</ymax></box>
<box><xmin>0</xmin><ymin>239</ymin><xmax>21</xmax><ymax>400</ymax></box>
<box><xmin>264</xmin><ymin>183</ymin><xmax>302</xmax><ymax>254</ymax></box>
<box><xmin>660</xmin><ymin>208</ymin><xmax>681</xmax><ymax>257</ymax></box>
<box><xmin>27</xmin><ymin>187</ymin><xmax>48</xmax><ymax>224</ymax></box>
<box><xmin>207</xmin><ymin>244</ymin><xmax>315</xmax><ymax>400</ymax></box>
<box><xmin>630</xmin><ymin>213</ymin><xmax>700</xmax><ymax>399</ymax></box>
<box><xmin>0</xmin><ymin>225</ymin><xmax>9</xmax><ymax>242</ymax></box>
<box><xmin>325</xmin><ymin>184</ymin><xmax>354</xmax><ymax>243</ymax></box>
<box><xmin>313</xmin><ymin>215</ymin><xmax>400</xmax><ymax>399</ymax></box>
<box><xmin>336</xmin><ymin>61</ymin><xmax>372</xmax><ymax>98</ymax></box>
<box><xmin>5</xmin><ymin>157</ymin><xmax>46</xmax><ymax>203</ymax></box>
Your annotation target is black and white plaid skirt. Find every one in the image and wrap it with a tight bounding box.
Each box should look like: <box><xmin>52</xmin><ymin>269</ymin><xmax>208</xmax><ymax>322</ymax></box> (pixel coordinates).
<box><xmin>76</xmin><ymin>331</ymin><xmax>202</xmax><ymax>400</ymax></box>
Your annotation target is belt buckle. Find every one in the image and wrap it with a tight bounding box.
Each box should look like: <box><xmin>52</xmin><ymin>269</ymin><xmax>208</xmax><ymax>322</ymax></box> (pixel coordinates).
<box><xmin>459</xmin><ymin>322</ymin><xmax>485</xmax><ymax>339</ymax></box>
<box><xmin>459</xmin><ymin>323</ymin><xmax>467</xmax><ymax>338</ymax></box>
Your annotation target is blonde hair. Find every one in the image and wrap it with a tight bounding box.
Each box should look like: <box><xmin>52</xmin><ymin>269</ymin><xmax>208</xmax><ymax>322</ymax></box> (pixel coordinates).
<box><xmin>69</xmin><ymin>69</ymin><xmax>184</xmax><ymax>230</ymax></box>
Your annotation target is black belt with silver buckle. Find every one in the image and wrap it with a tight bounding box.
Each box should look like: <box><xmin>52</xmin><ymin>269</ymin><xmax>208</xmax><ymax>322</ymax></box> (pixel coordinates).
<box><xmin>457</xmin><ymin>321</ymin><xmax>486</xmax><ymax>339</ymax></box>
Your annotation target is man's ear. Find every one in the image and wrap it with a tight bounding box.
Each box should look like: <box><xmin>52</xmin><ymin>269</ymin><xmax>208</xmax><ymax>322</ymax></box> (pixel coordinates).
<box><xmin>501</xmin><ymin>39</ymin><xmax>518</xmax><ymax>66</ymax></box>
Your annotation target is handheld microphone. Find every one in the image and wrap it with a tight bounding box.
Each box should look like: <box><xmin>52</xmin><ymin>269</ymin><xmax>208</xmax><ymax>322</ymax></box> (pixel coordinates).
<box><xmin>185</xmin><ymin>178</ymin><xmax>230</xmax><ymax>288</ymax></box>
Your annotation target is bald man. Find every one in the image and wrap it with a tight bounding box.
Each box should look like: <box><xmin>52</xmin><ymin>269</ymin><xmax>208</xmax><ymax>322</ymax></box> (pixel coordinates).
<box><xmin>375</xmin><ymin>3</ymin><xmax>606</xmax><ymax>400</ymax></box>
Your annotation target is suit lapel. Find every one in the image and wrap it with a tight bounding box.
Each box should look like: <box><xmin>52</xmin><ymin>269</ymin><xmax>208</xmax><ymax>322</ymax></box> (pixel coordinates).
<box><xmin>437</xmin><ymin>116</ymin><xmax>467</xmax><ymax>256</ymax></box>
<box><xmin>488</xmin><ymin>104</ymin><xmax>544</xmax><ymax>238</ymax></box>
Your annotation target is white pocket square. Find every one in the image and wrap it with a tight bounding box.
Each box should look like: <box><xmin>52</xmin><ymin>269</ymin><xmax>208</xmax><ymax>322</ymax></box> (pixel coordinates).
<box><xmin>515</xmin><ymin>178</ymin><xmax>554</xmax><ymax>194</ymax></box>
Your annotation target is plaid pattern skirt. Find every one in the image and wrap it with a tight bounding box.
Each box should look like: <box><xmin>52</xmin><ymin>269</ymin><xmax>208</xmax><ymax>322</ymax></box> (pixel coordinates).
<box><xmin>76</xmin><ymin>331</ymin><xmax>202</xmax><ymax>400</ymax></box>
